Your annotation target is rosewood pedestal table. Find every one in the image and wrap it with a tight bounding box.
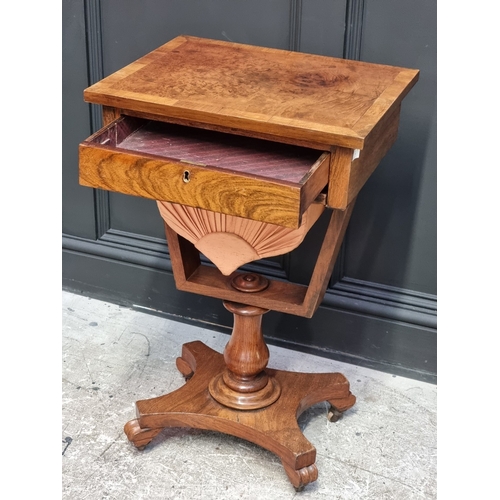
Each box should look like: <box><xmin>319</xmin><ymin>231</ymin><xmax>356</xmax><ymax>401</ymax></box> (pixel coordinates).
<box><xmin>79</xmin><ymin>36</ymin><xmax>419</xmax><ymax>490</ymax></box>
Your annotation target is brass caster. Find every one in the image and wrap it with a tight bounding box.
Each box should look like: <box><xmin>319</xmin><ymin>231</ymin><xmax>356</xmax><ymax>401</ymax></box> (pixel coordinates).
<box><xmin>176</xmin><ymin>356</ymin><xmax>194</xmax><ymax>381</ymax></box>
<box><xmin>327</xmin><ymin>405</ymin><xmax>343</xmax><ymax>423</ymax></box>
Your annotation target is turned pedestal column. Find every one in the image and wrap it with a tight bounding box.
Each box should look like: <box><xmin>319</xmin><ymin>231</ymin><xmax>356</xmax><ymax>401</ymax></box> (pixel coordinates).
<box><xmin>124</xmin><ymin>273</ymin><xmax>356</xmax><ymax>491</ymax></box>
<box><xmin>209</xmin><ymin>300</ymin><xmax>281</xmax><ymax>410</ymax></box>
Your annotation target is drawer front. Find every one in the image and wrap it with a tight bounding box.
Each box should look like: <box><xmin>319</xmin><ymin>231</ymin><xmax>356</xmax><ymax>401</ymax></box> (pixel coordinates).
<box><xmin>79</xmin><ymin>117</ymin><xmax>330</xmax><ymax>228</ymax></box>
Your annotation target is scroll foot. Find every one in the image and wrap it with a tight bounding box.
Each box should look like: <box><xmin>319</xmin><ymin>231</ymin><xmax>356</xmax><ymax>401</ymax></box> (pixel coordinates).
<box><xmin>176</xmin><ymin>356</ymin><xmax>194</xmax><ymax>381</ymax></box>
<box><xmin>282</xmin><ymin>461</ymin><xmax>318</xmax><ymax>491</ymax></box>
<box><xmin>124</xmin><ymin>419</ymin><xmax>162</xmax><ymax>450</ymax></box>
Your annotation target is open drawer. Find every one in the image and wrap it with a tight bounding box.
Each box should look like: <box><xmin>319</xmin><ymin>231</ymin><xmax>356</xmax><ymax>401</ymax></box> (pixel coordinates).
<box><xmin>79</xmin><ymin>116</ymin><xmax>330</xmax><ymax>229</ymax></box>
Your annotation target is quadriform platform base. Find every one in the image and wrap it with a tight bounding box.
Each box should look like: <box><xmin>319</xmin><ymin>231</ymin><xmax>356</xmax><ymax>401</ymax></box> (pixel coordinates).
<box><xmin>124</xmin><ymin>333</ymin><xmax>355</xmax><ymax>491</ymax></box>
<box><xmin>78</xmin><ymin>36</ymin><xmax>419</xmax><ymax>491</ymax></box>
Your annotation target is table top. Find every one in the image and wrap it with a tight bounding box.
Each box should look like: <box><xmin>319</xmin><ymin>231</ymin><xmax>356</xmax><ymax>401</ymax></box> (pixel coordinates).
<box><xmin>84</xmin><ymin>35</ymin><xmax>419</xmax><ymax>150</ymax></box>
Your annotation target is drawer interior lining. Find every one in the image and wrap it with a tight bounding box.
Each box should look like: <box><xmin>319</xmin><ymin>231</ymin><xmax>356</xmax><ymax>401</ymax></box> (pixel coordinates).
<box><xmin>94</xmin><ymin>118</ymin><xmax>325</xmax><ymax>184</ymax></box>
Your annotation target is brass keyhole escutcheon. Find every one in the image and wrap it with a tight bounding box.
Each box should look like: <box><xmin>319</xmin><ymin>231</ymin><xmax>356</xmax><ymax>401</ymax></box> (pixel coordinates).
<box><xmin>183</xmin><ymin>170</ymin><xmax>191</xmax><ymax>183</ymax></box>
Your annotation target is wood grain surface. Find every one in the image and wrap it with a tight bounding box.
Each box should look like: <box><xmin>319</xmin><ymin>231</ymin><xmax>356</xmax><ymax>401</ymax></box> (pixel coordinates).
<box><xmin>79</xmin><ymin>116</ymin><xmax>329</xmax><ymax>228</ymax></box>
<box><xmin>125</xmin><ymin>340</ymin><xmax>355</xmax><ymax>490</ymax></box>
<box><xmin>78</xmin><ymin>35</ymin><xmax>420</xmax><ymax>494</ymax></box>
<box><xmin>84</xmin><ymin>36</ymin><xmax>419</xmax><ymax>149</ymax></box>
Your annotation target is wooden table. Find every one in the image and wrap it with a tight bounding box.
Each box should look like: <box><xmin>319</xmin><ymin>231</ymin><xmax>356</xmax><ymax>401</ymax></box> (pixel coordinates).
<box><xmin>79</xmin><ymin>36</ymin><xmax>418</xmax><ymax>490</ymax></box>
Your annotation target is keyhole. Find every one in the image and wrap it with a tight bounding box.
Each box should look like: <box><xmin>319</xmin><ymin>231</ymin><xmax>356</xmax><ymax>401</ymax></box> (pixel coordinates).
<box><xmin>183</xmin><ymin>170</ymin><xmax>190</xmax><ymax>183</ymax></box>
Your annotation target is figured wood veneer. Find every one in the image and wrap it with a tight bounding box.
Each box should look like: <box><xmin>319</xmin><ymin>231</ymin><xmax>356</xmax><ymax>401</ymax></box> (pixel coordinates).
<box><xmin>87</xmin><ymin>36</ymin><xmax>418</xmax><ymax>210</ymax></box>
<box><xmin>124</xmin><ymin>340</ymin><xmax>356</xmax><ymax>490</ymax></box>
<box><xmin>85</xmin><ymin>35</ymin><xmax>419</xmax><ymax>150</ymax></box>
<box><xmin>327</xmin><ymin>104</ymin><xmax>402</xmax><ymax>209</ymax></box>
<box><xmin>79</xmin><ymin>116</ymin><xmax>329</xmax><ymax>228</ymax></box>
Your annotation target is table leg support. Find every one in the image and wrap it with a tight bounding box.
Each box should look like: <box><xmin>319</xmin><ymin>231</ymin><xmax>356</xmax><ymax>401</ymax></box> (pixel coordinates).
<box><xmin>124</xmin><ymin>339</ymin><xmax>355</xmax><ymax>490</ymax></box>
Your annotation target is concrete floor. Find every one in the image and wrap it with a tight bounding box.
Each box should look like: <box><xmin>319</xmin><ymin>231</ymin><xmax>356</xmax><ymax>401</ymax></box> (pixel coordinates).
<box><xmin>62</xmin><ymin>290</ymin><xmax>437</xmax><ymax>499</ymax></box>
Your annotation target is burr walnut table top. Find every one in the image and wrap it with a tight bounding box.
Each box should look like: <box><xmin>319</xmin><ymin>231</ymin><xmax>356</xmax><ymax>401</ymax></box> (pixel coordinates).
<box><xmin>84</xmin><ymin>35</ymin><xmax>419</xmax><ymax>150</ymax></box>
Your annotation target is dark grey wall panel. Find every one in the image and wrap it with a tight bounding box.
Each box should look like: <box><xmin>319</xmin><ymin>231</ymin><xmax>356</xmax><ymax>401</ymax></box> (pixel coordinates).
<box><xmin>109</xmin><ymin>193</ymin><xmax>165</xmax><ymax>240</ymax></box>
<box><xmin>343</xmin><ymin>0</ymin><xmax>437</xmax><ymax>295</ymax></box>
<box><xmin>62</xmin><ymin>0</ymin><xmax>96</xmax><ymax>239</ymax></box>
<box><xmin>100</xmin><ymin>0</ymin><xmax>292</xmax><ymax>74</ymax></box>
<box><xmin>299</xmin><ymin>0</ymin><xmax>346</xmax><ymax>56</ymax></box>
